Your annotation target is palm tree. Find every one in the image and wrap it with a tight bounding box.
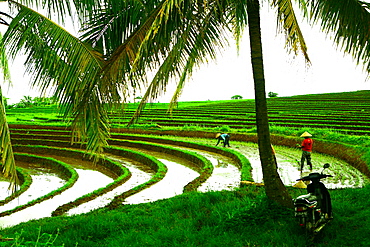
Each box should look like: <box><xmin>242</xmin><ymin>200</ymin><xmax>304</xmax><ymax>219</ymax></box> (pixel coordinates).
<box><xmin>1</xmin><ymin>1</ymin><xmax>113</xmax><ymax>160</ymax></box>
<box><xmin>245</xmin><ymin>0</ymin><xmax>292</xmax><ymax>207</ymax></box>
<box><xmin>1</xmin><ymin>0</ymin><xmax>370</xmax><ymax>207</ymax></box>
<box><xmin>0</xmin><ymin>33</ymin><xmax>18</xmax><ymax>191</ymax></box>
<box><xmin>0</xmin><ymin>0</ymin><xmax>112</xmax><ymax>189</ymax></box>
<box><xmin>117</xmin><ymin>0</ymin><xmax>300</xmax><ymax>207</ymax></box>
<box><xmin>115</xmin><ymin>0</ymin><xmax>370</xmax><ymax>207</ymax></box>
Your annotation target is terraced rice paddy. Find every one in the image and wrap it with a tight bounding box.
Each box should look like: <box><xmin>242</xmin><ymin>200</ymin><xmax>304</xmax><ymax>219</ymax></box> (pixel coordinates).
<box><xmin>0</xmin><ymin>129</ymin><xmax>368</xmax><ymax>228</ymax></box>
<box><xmin>7</xmin><ymin>90</ymin><xmax>370</xmax><ymax>135</ymax></box>
<box><xmin>109</xmin><ymin>90</ymin><xmax>370</xmax><ymax>135</ymax></box>
<box><xmin>2</xmin><ymin>90</ymin><xmax>370</xmax><ymax>228</ymax></box>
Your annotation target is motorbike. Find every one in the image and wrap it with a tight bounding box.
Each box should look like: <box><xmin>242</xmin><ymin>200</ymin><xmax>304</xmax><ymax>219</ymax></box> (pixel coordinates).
<box><xmin>293</xmin><ymin>163</ymin><xmax>333</xmax><ymax>235</ymax></box>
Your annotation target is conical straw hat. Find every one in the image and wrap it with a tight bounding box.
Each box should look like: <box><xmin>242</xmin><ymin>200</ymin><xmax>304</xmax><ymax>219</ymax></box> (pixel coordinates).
<box><xmin>293</xmin><ymin>180</ymin><xmax>307</xmax><ymax>188</ymax></box>
<box><xmin>300</xmin><ymin>131</ymin><xmax>312</xmax><ymax>137</ymax></box>
<box><xmin>215</xmin><ymin>133</ymin><xmax>221</xmax><ymax>138</ymax></box>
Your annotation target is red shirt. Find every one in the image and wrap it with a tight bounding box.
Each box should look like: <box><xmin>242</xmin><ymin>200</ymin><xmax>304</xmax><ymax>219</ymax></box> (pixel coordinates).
<box><xmin>302</xmin><ymin>138</ymin><xmax>313</xmax><ymax>152</ymax></box>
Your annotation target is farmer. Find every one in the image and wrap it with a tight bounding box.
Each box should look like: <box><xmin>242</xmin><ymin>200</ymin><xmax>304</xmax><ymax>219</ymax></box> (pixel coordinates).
<box><xmin>215</xmin><ymin>133</ymin><xmax>230</xmax><ymax>147</ymax></box>
<box><xmin>299</xmin><ymin>131</ymin><xmax>313</xmax><ymax>171</ymax></box>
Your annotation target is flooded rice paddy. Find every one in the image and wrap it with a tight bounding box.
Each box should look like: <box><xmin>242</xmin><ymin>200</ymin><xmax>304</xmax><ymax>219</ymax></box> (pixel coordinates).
<box><xmin>0</xmin><ymin>136</ymin><xmax>368</xmax><ymax>228</ymax></box>
<box><xmin>0</xmin><ymin>169</ymin><xmax>112</xmax><ymax>228</ymax></box>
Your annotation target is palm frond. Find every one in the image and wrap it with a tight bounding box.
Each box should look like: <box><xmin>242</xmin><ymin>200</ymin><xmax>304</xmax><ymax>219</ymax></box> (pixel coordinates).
<box><xmin>307</xmin><ymin>0</ymin><xmax>370</xmax><ymax>72</ymax></box>
<box><xmin>2</xmin><ymin>3</ymin><xmax>112</xmax><ymax>158</ymax></box>
<box><xmin>227</xmin><ymin>0</ymin><xmax>249</xmax><ymax>50</ymax></box>
<box><xmin>6</xmin><ymin>0</ymin><xmax>73</xmax><ymax>24</ymax></box>
<box><xmin>0</xmin><ymin>86</ymin><xmax>18</xmax><ymax>193</ymax></box>
<box><xmin>0</xmin><ymin>33</ymin><xmax>11</xmax><ymax>83</ymax></box>
<box><xmin>80</xmin><ymin>0</ymin><xmax>152</xmax><ymax>51</ymax></box>
<box><xmin>271</xmin><ymin>0</ymin><xmax>310</xmax><ymax>63</ymax></box>
<box><xmin>10</xmin><ymin>0</ymin><xmax>104</xmax><ymax>24</ymax></box>
<box><xmin>0</xmin><ymin>10</ymin><xmax>12</xmax><ymax>26</ymax></box>
<box><xmin>127</xmin><ymin>0</ymin><xmax>231</xmax><ymax>124</ymax></box>
<box><xmin>70</xmin><ymin>88</ymin><xmax>111</xmax><ymax>162</ymax></box>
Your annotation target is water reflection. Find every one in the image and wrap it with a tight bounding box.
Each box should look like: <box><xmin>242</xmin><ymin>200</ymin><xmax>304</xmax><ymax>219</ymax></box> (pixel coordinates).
<box><xmin>0</xmin><ymin>169</ymin><xmax>112</xmax><ymax>228</ymax></box>
<box><xmin>234</xmin><ymin>144</ymin><xmax>370</xmax><ymax>188</ymax></box>
<box><xmin>0</xmin><ymin>174</ymin><xmax>65</xmax><ymax>213</ymax></box>
<box><xmin>197</xmin><ymin>155</ymin><xmax>241</xmax><ymax>192</ymax></box>
<box><xmin>172</xmin><ymin>146</ymin><xmax>242</xmax><ymax>192</ymax></box>
<box><xmin>122</xmin><ymin>159</ymin><xmax>198</xmax><ymax>205</ymax></box>
<box><xmin>1</xmin><ymin>139</ymin><xmax>369</xmax><ymax>229</ymax></box>
<box><xmin>0</xmin><ymin>181</ymin><xmax>14</xmax><ymax>201</ymax></box>
<box><xmin>67</xmin><ymin>157</ymin><xmax>153</xmax><ymax>215</ymax></box>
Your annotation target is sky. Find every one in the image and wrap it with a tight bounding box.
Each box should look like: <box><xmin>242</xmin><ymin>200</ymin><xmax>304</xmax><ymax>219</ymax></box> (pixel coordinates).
<box><xmin>1</xmin><ymin>3</ymin><xmax>369</xmax><ymax>104</ymax></box>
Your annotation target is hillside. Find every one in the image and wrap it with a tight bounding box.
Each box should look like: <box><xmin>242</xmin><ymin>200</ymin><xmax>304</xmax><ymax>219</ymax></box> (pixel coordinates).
<box><xmin>119</xmin><ymin>90</ymin><xmax>370</xmax><ymax>134</ymax></box>
<box><xmin>6</xmin><ymin>90</ymin><xmax>370</xmax><ymax>135</ymax></box>
<box><xmin>1</xmin><ymin>90</ymin><xmax>370</xmax><ymax>246</ymax></box>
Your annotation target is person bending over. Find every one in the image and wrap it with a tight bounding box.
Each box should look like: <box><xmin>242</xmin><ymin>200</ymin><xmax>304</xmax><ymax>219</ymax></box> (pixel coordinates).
<box><xmin>215</xmin><ymin>133</ymin><xmax>230</xmax><ymax>147</ymax></box>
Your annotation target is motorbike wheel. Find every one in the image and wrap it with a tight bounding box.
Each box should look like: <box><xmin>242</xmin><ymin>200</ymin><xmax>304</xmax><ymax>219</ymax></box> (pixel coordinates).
<box><xmin>305</xmin><ymin>211</ymin><xmax>315</xmax><ymax>236</ymax></box>
<box><xmin>305</xmin><ymin>221</ymin><xmax>314</xmax><ymax>235</ymax></box>
<box><xmin>299</xmin><ymin>217</ymin><xmax>306</xmax><ymax>227</ymax></box>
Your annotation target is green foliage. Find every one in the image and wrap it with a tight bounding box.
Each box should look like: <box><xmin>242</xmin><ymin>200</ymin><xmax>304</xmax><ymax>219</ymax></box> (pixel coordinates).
<box><xmin>128</xmin><ymin>123</ymin><xmax>162</xmax><ymax>129</ymax></box>
<box><xmin>269</xmin><ymin>125</ymin><xmax>370</xmax><ymax>148</ymax></box>
<box><xmin>221</xmin><ymin>194</ymin><xmax>292</xmax><ymax>230</ymax></box>
<box><xmin>6</xmin><ymin>96</ymin><xmax>57</xmax><ymax>109</ymax></box>
<box><xmin>3</xmin><ymin>228</ymin><xmax>62</xmax><ymax>247</ymax></box>
<box><xmin>6</xmin><ymin>91</ymin><xmax>370</xmax><ymax>137</ymax></box>
<box><xmin>181</xmin><ymin>124</ymin><xmax>205</xmax><ymax>131</ymax></box>
<box><xmin>231</xmin><ymin>95</ymin><xmax>243</xmax><ymax>100</ymax></box>
<box><xmin>268</xmin><ymin>92</ymin><xmax>278</xmax><ymax>97</ymax></box>
<box><xmin>2</xmin><ymin>186</ymin><xmax>370</xmax><ymax>246</ymax></box>
<box><xmin>217</xmin><ymin>125</ymin><xmax>231</xmax><ymax>133</ymax></box>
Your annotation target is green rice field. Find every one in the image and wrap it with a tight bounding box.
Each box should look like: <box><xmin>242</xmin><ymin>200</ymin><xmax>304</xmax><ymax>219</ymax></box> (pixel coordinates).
<box><xmin>1</xmin><ymin>90</ymin><xmax>370</xmax><ymax>246</ymax></box>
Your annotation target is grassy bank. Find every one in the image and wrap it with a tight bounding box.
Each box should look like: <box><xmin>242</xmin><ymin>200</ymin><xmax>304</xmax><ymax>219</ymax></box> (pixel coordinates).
<box><xmin>0</xmin><ymin>185</ymin><xmax>369</xmax><ymax>246</ymax></box>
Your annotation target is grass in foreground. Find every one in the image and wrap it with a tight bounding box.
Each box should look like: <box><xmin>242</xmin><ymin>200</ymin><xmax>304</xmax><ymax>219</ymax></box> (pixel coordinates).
<box><xmin>0</xmin><ymin>185</ymin><xmax>369</xmax><ymax>247</ymax></box>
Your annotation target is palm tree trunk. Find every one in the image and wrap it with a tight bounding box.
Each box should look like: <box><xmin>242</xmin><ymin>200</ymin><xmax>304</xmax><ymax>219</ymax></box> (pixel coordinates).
<box><xmin>246</xmin><ymin>0</ymin><xmax>292</xmax><ymax>208</ymax></box>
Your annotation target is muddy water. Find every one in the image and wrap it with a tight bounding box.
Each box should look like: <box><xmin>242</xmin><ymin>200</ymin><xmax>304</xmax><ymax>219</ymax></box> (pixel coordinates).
<box><xmin>122</xmin><ymin>159</ymin><xmax>199</xmax><ymax>205</ymax></box>
<box><xmin>234</xmin><ymin>144</ymin><xmax>303</xmax><ymax>185</ymax></box>
<box><xmin>0</xmin><ymin>174</ymin><xmax>64</xmax><ymax>212</ymax></box>
<box><xmin>0</xmin><ymin>181</ymin><xmax>16</xmax><ymax>201</ymax></box>
<box><xmin>67</xmin><ymin>157</ymin><xmax>199</xmax><ymax>214</ymax></box>
<box><xmin>0</xmin><ymin>137</ymin><xmax>369</xmax><ymax>228</ymax></box>
<box><xmin>164</xmin><ymin>137</ymin><xmax>369</xmax><ymax>188</ymax></box>
<box><xmin>67</xmin><ymin>150</ymin><xmax>239</xmax><ymax>213</ymax></box>
<box><xmin>233</xmin><ymin>142</ymin><xmax>370</xmax><ymax>188</ymax></box>
<box><xmin>0</xmin><ymin>169</ymin><xmax>113</xmax><ymax>228</ymax></box>
<box><xmin>184</xmin><ymin>151</ymin><xmax>241</xmax><ymax>192</ymax></box>
<box><xmin>143</xmin><ymin>142</ymin><xmax>242</xmax><ymax>192</ymax></box>
<box><xmin>66</xmin><ymin>156</ymin><xmax>154</xmax><ymax>215</ymax></box>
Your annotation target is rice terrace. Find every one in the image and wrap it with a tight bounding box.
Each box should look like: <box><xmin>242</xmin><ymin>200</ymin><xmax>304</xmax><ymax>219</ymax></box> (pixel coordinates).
<box><xmin>1</xmin><ymin>90</ymin><xmax>370</xmax><ymax>246</ymax></box>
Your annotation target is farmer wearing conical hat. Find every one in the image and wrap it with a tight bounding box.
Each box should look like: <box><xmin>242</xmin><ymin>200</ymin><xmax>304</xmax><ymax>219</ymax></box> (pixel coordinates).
<box><xmin>299</xmin><ymin>131</ymin><xmax>313</xmax><ymax>171</ymax></box>
<box><xmin>215</xmin><ymin>133</ymin><xmax>231</xmax><ymax>147</ymax></box>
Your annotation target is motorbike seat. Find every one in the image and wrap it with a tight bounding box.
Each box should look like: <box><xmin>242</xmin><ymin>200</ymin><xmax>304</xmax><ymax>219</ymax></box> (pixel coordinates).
<box><xmin>294</xmin><ymin>193</ymin><xmax>318</xmax><ymax>206</ymax></box>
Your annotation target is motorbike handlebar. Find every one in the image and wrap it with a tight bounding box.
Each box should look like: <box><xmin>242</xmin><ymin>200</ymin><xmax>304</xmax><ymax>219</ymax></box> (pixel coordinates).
<box><xmin>296</xmin><ymin>174</ymin><xmax>333</xmax><ymax>181</ymax></box>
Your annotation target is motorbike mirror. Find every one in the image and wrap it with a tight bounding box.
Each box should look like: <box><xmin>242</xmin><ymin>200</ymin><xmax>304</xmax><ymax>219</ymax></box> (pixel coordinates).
<box><xmin>320</xmin><ymin>163</ymin><xmax>330</xmax><ymax>174</ymax></box>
